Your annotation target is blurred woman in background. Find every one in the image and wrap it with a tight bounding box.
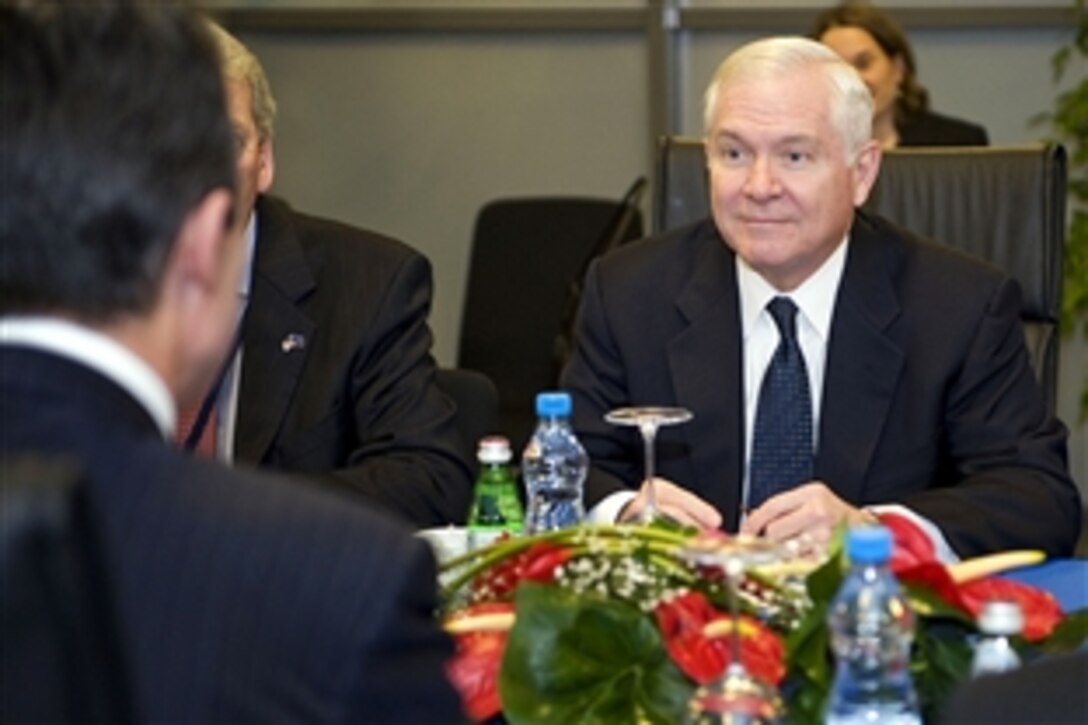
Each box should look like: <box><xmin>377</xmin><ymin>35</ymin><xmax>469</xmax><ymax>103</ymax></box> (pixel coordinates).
<box><xmin>811</xmin><ymin>1</ymin><xmax>989</xmax><ymax>148</ymax></box>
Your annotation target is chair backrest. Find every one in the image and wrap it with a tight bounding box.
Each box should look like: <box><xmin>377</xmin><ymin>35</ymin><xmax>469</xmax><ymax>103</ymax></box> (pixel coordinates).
<box><xmin>458</xmin><ymin>195</ymin><xmax>644</xmax><ymax>449</ymax></box>
<box><xmin>434</xmin><ymin>367</ymin><xmax>500</xmax><ymax>475</ymax></box>
<box><xmin>1</xmin><ymin>455</ymin><xmax>133</xmax><ymax>724</ymax></box>
<box><xmin>655</xmin><ymin>136</ymin><xmax>710</xmax><ymax>236</ymax></box>
<box><xmin>654</xmin><ymin>137</ymin><xmax>1067</xmax><ymax>410</ymax></box>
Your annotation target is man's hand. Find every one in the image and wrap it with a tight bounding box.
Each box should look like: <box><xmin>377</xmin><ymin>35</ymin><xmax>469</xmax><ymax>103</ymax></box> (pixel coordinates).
<box><xmin>618</xmin><ymin>477</ymin><xmax>723</xmax><ymax>530</ymax></box>
<box><xmin>739</xmin><ymin>482</ymin><xmax>874</xmax><ymax>554</ymax></box>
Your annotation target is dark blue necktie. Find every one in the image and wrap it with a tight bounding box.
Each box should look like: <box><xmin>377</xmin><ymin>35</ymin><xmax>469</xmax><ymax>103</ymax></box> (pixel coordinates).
<box><xmin>749</xmin><ymin>297</ymin><xmax>813</xmax><ymax>508</ymax></box>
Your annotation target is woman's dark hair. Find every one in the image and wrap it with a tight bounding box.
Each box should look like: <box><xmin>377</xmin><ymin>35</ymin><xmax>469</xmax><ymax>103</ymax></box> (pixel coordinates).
<box><xmin>809</xmin><ymin>1</ymin><xmax>930</xmax><ymax>121</ymax></box>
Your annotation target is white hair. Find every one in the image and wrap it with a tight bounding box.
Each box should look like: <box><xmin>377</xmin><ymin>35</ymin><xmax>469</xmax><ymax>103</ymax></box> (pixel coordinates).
<box><xmin>206</xmin><ymin>20</ymin><xmax>278</xmax><ymax>141</ymax></box>
<box><xmin>702</xmin><ymin>36</ymin><xmax>873</xmax><ymax>159</ymax></box>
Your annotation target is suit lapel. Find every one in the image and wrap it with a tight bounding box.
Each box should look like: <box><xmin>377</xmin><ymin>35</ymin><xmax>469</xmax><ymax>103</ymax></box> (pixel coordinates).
<box><xmin>667</xmin><ymin>224</ymin><xmax>746</xmax><ymax>529</ymax></box>
<box><xmin>234</xmin><ymin>197</ymin><xmax>317</xmax><ymax>463</ymax></box>
<box><xmin>817</xmin><ymin>213</ymin><xmax>904</xmax><ymax>503</ymax></box>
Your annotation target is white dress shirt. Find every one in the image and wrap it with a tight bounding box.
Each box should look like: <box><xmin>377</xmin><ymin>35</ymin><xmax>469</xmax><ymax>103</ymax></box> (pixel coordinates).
<box><xmin>737</xmin><ymin>237</ymin><xmax>845</xmax><ymax>508</ymax></box>
<box><xmin>212</xmin><ymin>211</ymin><xmax>257</xmax><ymax>461</ymax></box>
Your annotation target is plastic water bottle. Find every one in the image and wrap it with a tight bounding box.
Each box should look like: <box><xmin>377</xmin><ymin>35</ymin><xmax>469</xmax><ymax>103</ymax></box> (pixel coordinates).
<box><xmin>521</xmin><ymin>391</ymin><xmax>587</xmax><ymax>534</ymax></box>
<box><xmin>826</xmin><ymin>526</ymin><xmax>920</xmax><ymax>725</ymax></box>
<box><xmin>467</xmin><ymin>436</ymin><xmax>524</xmax><ymax>550</ymax></box>
<box><xmin>970</xmin><ymin>600</ymin><xmax>1023</xmax><ymax>678</ymax></box>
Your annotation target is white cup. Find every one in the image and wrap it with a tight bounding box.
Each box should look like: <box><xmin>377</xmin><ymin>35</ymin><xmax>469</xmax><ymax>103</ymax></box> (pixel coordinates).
<box><xmin>417</xmin><ymin>526</ymin><xmax>469</xmax><ymax>566</ymax></box>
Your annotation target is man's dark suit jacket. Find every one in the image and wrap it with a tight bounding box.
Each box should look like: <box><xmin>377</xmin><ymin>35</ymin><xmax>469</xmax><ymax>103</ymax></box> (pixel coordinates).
<box><xmin>0</xmin><ymin>347</ymin><xmax>464</xmax><ymax>723</ymax></box>
<box><xmin>898</xmin><ymin>109</ymin><xmax>989</xmax><ymax>147</ymax></box>
<box><xmin>236</xmin><ymin>196</ymin><xmax>472</xmax><ymax>527</ymax></box>
<box><xmin>561</xmin><ymin>211</ymin><xmax>1080</xmax><ymax>557</ymax></box>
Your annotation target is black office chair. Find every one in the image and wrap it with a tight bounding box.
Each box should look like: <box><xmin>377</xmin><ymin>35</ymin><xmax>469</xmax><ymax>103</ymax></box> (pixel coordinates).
<box><xmin>435</xmin><ymin>367</ymin><xmax>500</xmax><ymax>474</ymax></box>
<box><xmin>655</xmin><ymin>136</ymin><xmax>711</xmax><ymax>236</ymax></box>
<box><xmin>458</xmin><ymin>188</ymin><xmax>645</xmax><ymax>449</ymax></box>
<box><xmin>1</xmin><ymin>455</ymin><xmax>134</xmax><ymax>724</ymax></box>
<box><xmin>654</xmin><ymin>137</ymin><xmax>1067</xmax><ymax>411</ymax></box>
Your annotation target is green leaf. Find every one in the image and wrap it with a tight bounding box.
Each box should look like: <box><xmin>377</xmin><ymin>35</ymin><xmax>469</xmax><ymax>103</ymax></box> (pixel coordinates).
<box><xmin>903</xmin><ymin>583</ymin><xmax>974</xmax><ymax>625</ymax></box>
<box><xmin>780</xmin><ymin>548</ymin><xmax>844</xmax><ymax>722</ymax></box>
<box><xmin>806</xmin><ymin>541</ymin><xmax>846</xmax><ymax>605</ymax></box>
<box><xmin>912</xmin><ymin>619</ymin><xmax>974</xmax><ymax>723</ymax></box>
<box><xmin>1046</xmin><ymin>0</ymin><xmax>1088</xmax><ymax>421</ymax></box>
<box><xmin>499</xmin><ymin>583</ymin><xmax>694</xmax><ymax>725</ymax></box>
<box><xmin>1051</xmin><ymin>46</ymin><xmax>1071</xmax><ymax>82</ymax></box>
<box><xmin>784</xmin><ymin>673</ymin><xmax>827</xmax><ymax>725</ymax></box>
<box><xmin>646</xmin><ymin>515</ymin><xmax>698</xmax><ymax>537</ymax></box>
<box><xmin>785</xmin><ymin>601</ymin><xmax>830</xmax><ymax>685</ymax></box>
<box><xmin>783</xmin><ymin>618</ymin><xmax>830</xmax><ymax>725</ymax></box>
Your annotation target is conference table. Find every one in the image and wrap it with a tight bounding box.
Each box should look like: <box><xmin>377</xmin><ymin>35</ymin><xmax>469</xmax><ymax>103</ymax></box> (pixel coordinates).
<box><xmin>1005</xmin><ymin>558</ymin><xmax>1088</xmax><ymax>612</ymax></box>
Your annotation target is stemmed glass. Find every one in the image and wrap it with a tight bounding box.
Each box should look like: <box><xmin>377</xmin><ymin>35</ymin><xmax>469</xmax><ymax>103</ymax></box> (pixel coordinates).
<box><xmin>682</xmin><ymin>535</ymin><xmax>786</xmax><ymax>724</ymax></box>
<box><xmin>603</xmin><ymin>406</ymin><xmax>692</xmax><ymax>523</ymax></box>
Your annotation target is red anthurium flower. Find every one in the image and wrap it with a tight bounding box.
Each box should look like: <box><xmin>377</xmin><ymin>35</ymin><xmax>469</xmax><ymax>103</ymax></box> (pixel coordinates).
<box><xmin>897</xmin><ymin>562</ymin><xmax>1062</xmax><ymax>641</ymax></box>
<box><xmin>877</xmin><ymin>512</ymin><xmax>937</xmax><ymax>574</ymax></box>
<box><xmin>521</xmin><ymin>543</ymin><xmax>574</xmax><ymax>583</ymax></box>
<box><xmin>471</xmin><ymin>542</ymin><xmax>573</xmax><ymax>599</ymax></box>
<box><xmin>879</xmin><ymin>513</ymin><xmax>1062</xmax><ymax>641</ymax></box>
<box><xmin>655</xmin><ymin>591</ymin><xmax>785</xmax><ymax>686</ymax></box>
<box><xmin>444</xmin><ymin>602</ymin><xmax>515</xmax><ymax>722</ymax></box>
<box><xmin>897</xmin><ymin>561</ymin><xmax>970</xmax><ymax>611</ymax></box>
<box><xmin>655</xmin><ymin>591</ymin><xmax>728</xmax><ymax>683</ymax></box>
<box><xmin>958</xmin><ymin>577</ymin><xmax>1063</xmax><ymax>642</ymax></box>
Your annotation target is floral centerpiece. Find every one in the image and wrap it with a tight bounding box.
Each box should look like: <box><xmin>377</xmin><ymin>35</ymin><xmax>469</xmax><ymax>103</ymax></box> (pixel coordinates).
<box><xmin>437</xmin><ymin>517</ymin><xmax>1088</xmax><ymax>724</ymax></box>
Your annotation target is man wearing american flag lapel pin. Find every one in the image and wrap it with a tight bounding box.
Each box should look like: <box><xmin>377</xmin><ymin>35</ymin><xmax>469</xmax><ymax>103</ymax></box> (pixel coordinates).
<box><xmin>185</xmin><ymin>22</ymin><xmax>473</xmax><ymax>529</ymax></box>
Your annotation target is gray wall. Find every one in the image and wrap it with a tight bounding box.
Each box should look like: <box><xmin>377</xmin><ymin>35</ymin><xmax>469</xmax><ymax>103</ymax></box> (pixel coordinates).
<box><xmin>248</xmin><ymin>30</ymin><xmax>648</xmax><ymax>370</ymax></box>
<box><xmin>681</xmin><ymin>27</ymin><xmax>1071</xmax><ymax>143</ymax></box>
<box><xmin>226</xmin><ymin>3</ymin><xmax>1086</xmax><ymax>488</ymax></box>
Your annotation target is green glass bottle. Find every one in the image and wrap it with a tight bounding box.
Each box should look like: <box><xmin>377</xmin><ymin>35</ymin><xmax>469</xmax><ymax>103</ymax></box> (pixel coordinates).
<box><xmin>467</xmin><ymin>436</ymin><xmax>524</xmax><ymax>549</ymax></box>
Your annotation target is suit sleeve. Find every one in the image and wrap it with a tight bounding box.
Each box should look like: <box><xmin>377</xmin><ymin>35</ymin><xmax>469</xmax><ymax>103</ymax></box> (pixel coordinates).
<box><xmin>898</xmin><ymin>277</ymin><xmax>1080</xmax><ymax>557</ymax></box>
<box><xmin>346</xmin><ymin>535</ymin><xmax>465</xmax><ymax>723</ymax></box>
<box><xmin>560</xmin><ymin>259</ymin><xmax>643</xmax><ymax>506</ymax></box>
<box><xmin>321</xmin><ymin>253</ymin><xmax>473</xmax><ymax>527</ymax></box>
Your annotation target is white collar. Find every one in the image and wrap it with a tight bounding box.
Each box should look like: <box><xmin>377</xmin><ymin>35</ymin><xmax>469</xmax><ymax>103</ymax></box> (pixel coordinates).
<box><xmin>737</xmin><ymin>235</ymin><xmax>849</xmax><ymax>341</ymax></box>
<box><xmin>0</xmin><ymin>316</ymin><xmax>175</xmax><ymax>438</ymax></box>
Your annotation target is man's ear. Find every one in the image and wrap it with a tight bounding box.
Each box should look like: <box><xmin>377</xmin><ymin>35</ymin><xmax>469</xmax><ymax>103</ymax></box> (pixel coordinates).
<box><xmin>851</xmin><ymin>140</ymin><xmax>883</xmax><ymax>207</ymax></box>
<box><xmin>161</xmin><ymin>188</ymin><xmax>235</xmax><ymax>406</ymax></box>
<box><xmin>257</xmin><ymin>137</ymin><xmax>275</xmax><ymax>194</ymax></box>
<box><xmin>171</xmin><ymin>188</ymin><xmax>235</xmax><ymax>301</ymax></box>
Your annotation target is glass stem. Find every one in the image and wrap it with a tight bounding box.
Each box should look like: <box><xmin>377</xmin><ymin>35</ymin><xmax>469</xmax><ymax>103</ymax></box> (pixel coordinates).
<box><xmin>727</xmin><ymin>558</ymin><xmax>744</xmax><ymax>674</ymax></box>
<box><xmin>639</xmin><ymin>421</ymin><xmax>658</xmax><ymax>520</ymax></box>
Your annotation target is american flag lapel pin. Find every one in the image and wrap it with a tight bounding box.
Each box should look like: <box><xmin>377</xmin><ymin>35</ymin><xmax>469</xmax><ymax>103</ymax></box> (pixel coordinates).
<box><xmin>280</xmin><ymin>333</ymin><xmax>306</xmax><ymax>354</ymax></box>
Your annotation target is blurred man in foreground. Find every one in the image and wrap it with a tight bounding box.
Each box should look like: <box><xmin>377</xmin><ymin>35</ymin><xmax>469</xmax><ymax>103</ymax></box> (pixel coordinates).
<box><xmin>563</xmin><ymin>37</ymin><xmax>1079</xmax><ymax>559</ymax></box>
<box><xmin>0</xmin><ymin>1</ymin><xmax>462</xmax><ymax>721</ymax></box>
<box><xmin>190</xmin><ymin>23</ymin><xmax>472</xmax><ymax>528</ymax></box>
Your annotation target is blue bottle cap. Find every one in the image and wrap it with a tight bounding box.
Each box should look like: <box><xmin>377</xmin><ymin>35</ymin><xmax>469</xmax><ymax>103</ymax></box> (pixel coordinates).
<box><xmin>536</xmin><ymin>391</ymin><xmax>572</xmax><ymax>417</ymax></box>
<box><xmin>845</xmin><ymin>525</ymin><xmax>892</xmax><ymax>565</ymax></box>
